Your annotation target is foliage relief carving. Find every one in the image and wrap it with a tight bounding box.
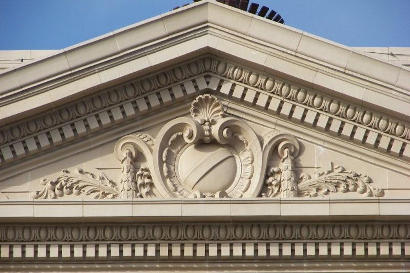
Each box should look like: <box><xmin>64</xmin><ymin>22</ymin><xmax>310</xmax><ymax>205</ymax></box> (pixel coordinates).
<box><xmin>33</xmin><ymin>134</ymin><xmax>155</xmax><ymax>199</ymax></box>
<box><xmin>261</xmin><ymin>135</ymin><xmax>384</xmax><ymax>198</ymax></box>
<box><xmin>33</xmin><ymin>95</ymin><xmax>384</xmax><ymax>199</ymax></box>
<box><xmin>33</xmin><ymin>168</ymin><xmax>119</xmax><ymax>199</ymax></box>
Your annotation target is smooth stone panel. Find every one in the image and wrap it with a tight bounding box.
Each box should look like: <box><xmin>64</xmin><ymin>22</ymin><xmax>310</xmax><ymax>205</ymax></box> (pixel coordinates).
<box><xmin>14</xmin><ymin>54</ymin><xmax>70</xmax><ymax>88</ymax></box>
<box><xmin>297</xmin><ymin>34</ymin><xmax>351</xmax><ymax>68</ymax></box>
<box><xmin>313</xmin><ymin>72</ymin><xmax>365</xmax><ymax>102</ymax></box>
<box><xmin>208</xmin><ymin>3</ymin><xmax>252</xmax><ymax>36</ymax></box>
<box><xmin>83</xmin><ymin>202</ymin><xmax>132</xmax><ymax>217</ymax></box>
<box><xmin>33</xmin><ymin>203</ymin><xmax>82</xmax><ymax>217</ymax></box>
<box><xmin>208</xmin><ymin>35</ymin><xmax>268</xmax><ymax>66</ymax></box>
<box><xmin>346</xmin><ymin>51</ymin><xmax>400</xmax><ymax>86</ymax></box>
<box><xmin>65</xmin><ymin>36</ymin><xmax>119</xmax><ymax>69</ymax></box>
<box><xmin>0</xmin><ymin>70</ymin><xmax>21</xmax><ymax>94</ymax></box>
<box><xmin>330</xmin><ymin>200</ymin><xmax>379</xmax><ymax>216</ymax></box>
<box><xmin>98</xmin><ymin>57</ymin><xmax>150</xmax><ymax>84</ymax></box>
<box><xmin>231</xmin><ymin>202</ymin><xmax>280</xmax><ymax>216</ymax></box>
<box><xmin>133</xmin><ymin>203</ymin><xmax>181</xmax><ymax>217</ymax></box>
<box><xmin>248</xmin><ymin>16</ymin><xmax>302</xmax><ymax>53</ymax></box>
<box><xmin>387</xmin><ymin>171</ymin><xmax>410</xmax><ymax>189</ymax></box>
<box><xmin>181</xmin><ymin>202</ymin><xmax>230</xmax><ymax>216</ymax></box>
<box><xmin>362</xmin><ymin>88</ymin><xmax>410</xmax><ymax>117</ymax></box>
<box><xmin>396</xmin><ymin>68</ymin><xmax>410</xmax><ymax>90</ymax></box>
<box><xmin>0</xmin><ymin>202</ymin><xmax>33</xmax><ymax>217</ymax></box>
<box><xmin>162</xmin><ymin>3</ymin><xmax>209</xmax><ymax>35</ymax></box>
<box><xmin>281</xmin><ymin>199</ymin><xmax>329</xmax><ymax>216</ymax></box>
<box><xmin>115</xmin><ymin>19</ymin><xmax>167</xmax><ymax>51</ymax></box>
<box><xmin>264</xmin><ymin>54</ymin><xmax>317</xmax><ymax>83</ymax></box>
<box><xmin>380</xmin><ymin>200</ymin><xmax>410</xmax><ymax>215</ymax></box>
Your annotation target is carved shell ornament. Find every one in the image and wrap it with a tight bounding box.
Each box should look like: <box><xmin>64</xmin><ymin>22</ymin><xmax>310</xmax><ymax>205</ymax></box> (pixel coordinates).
<box><xmin>154</xmin><ymin>94</ymin><xmax>262</xmax><ymax>198</ymax></box>
<box><xmin>33</xmin><ymin>95</ymin><xmax>384</xmax><ymax>199</ymax></box>
<box><xmin>190</xmin><ymin>95</ymin><xmax>224</xmax><ymax>143</ymax></box>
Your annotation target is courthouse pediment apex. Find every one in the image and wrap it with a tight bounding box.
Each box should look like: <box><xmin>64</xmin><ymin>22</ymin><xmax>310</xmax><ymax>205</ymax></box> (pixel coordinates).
<box><xmin>1</xmin><ymin>1</ymin><xmax>409</xmax><ymax>124</ymax></box>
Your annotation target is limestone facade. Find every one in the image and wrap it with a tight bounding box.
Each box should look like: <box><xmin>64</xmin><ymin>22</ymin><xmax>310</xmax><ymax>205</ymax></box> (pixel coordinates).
<box><xmin>0</xmin><ymin>50</ymin><xmax>60</xmax><ymax>74</ymax></box>
<box><xmin>0</xmin><ymin>1</ymin><xmax>409</xmax><ymax>272</ymax></box>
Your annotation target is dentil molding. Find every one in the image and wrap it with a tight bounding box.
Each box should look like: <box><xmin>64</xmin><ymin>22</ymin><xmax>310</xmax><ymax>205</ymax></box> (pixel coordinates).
<box><xmin>0</xmin><ymin>221</ymin><xmax>409</xmax><ymax>262</ymax></box>
<box><xmin>0</xmin><ymin>56</ymin><xmax>409</xmax><ymax>168</ymax></box>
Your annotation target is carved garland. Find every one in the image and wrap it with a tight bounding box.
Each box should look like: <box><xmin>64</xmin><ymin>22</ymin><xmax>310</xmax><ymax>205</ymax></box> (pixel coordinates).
<box><xmin>33</xmin><ymin>95</ymin><xmax>384</xmax><ymax>200</ymax></box>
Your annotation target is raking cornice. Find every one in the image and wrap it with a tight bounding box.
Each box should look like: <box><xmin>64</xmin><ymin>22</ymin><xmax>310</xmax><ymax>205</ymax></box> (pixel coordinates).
<box><xmin>0</xmin><ymin>56</ymin><xmax>408</xmax><ymax>172</ymax></box>
<box><xmin>1</xmin><ymin>1</ymin><xmax>409</xmax><ymax>123</ymax></box>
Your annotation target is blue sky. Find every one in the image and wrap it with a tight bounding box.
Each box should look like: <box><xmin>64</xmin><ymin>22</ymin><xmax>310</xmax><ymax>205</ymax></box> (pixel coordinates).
<box><xmin>0</xmin><ymin>0</ymin><xmax>409</xmax><ymax>50</ymax></box>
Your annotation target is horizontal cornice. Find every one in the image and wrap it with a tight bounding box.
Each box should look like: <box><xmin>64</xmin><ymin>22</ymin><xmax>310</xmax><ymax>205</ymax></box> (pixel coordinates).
<box><xmin>1</xmin><ymin>199</ymin><xmax>410</xmax><ymax>220</ymax></box>
<box><xmin>0</xmin><ymin>215</ymin><xmax>409</xmax><ymax>265</ymax></box>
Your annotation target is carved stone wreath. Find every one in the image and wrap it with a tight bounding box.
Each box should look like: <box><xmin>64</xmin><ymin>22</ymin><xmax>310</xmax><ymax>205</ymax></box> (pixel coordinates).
<box><xmin>33</xmin><ymin>94</ymin><xmax>384</xmax><ymax>199</ymax></box>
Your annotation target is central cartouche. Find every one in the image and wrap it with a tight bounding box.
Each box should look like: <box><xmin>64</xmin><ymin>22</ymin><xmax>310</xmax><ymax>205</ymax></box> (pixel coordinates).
<box><xmin>178</xmin><ymin>143</ymin><xmax>236</xmax><ymax>193</ymax></box>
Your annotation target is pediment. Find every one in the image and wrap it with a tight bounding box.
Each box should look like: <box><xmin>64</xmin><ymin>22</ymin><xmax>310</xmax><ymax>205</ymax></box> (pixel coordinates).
<box><xmin>0</xmin><ymin>1</ymin><xmax>409</xmax><ymax>203</ymax></box>
<box><xmin>2</xmin><ymin>3</ymin><xmax>410</xmax><ymax>270</ymax></box>
<box><xmin>0</xmin><ymin>52</ymin><xmax>409</xmax><ymax>201</ymax></box>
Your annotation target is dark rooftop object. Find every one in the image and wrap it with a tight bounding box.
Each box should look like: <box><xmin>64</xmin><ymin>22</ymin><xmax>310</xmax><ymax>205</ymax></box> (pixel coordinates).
<box><xmin>175</xmin><ymin>0</ymin><xmax>285</xmax><ymax>24</ymax></box>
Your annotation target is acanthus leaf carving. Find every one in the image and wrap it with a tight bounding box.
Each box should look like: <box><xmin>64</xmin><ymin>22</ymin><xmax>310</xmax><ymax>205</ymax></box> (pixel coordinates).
<box><xmin>262</xmin><ymin>163</ymin><xmax>384</xmax><ymax>198</ymax></box>
<box><xmin>32</xmin><ymin>168</ymin><xmax>119</xmax><ymax>199</ymax></box>
<box><xmin>33</xmin><ymin>133</ymin><xmax>157</xmax><ymax>200</ymax></box>
<box><xmin>135</xmin><ymin>167</ymin><xmax>155</xmax><ymax>198</ymax></box>
<box><xmin>261</xmin><ymin>134</ymin><xmax>384</xmax><ymax>198</ymax></box>
<box><xmin>297</xmin><ymin>164</ymin><xmax>384</xmax><ymax>198</ymax></box>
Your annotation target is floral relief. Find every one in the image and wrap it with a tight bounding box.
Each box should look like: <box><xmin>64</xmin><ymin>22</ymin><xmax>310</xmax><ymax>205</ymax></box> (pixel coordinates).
<box><xmin>262</xmin><ymin>162</ymin><xmax>384</xmax><ymax>198</ymax></box>
<box><xmin>33</xmin><ymin>95</ymin><xmax>384</xmax><ymax>200</ymax></box>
